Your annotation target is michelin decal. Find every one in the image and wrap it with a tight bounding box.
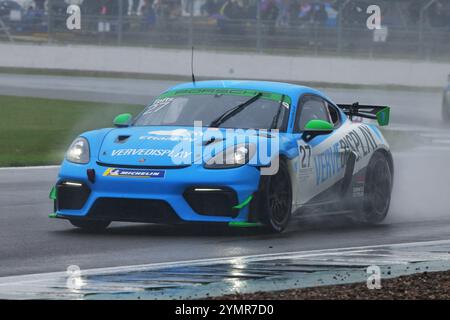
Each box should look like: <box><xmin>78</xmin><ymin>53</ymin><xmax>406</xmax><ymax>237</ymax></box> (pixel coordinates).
<box><xmin>103</xmin><ymin>168</ymin><xmax>165</xmax><ymax>178</ymax></box>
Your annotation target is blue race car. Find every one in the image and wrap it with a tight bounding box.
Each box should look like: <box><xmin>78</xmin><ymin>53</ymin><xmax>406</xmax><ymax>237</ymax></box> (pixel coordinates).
<box><xmin>50</xmin><ymin>80</ymin><xmax>393</xmax><ymax>233</ymax></box>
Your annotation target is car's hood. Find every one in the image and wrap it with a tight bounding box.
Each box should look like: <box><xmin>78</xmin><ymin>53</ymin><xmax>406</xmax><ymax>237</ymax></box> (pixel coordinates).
<box><xmin>97</xmin><ymin>126</ymin><xmax>279</xmax><ymax>167</ymax></box>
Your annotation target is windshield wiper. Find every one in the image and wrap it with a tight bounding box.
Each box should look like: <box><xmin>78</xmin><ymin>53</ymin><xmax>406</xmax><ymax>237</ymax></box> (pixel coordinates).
<box><xmin>209</xmin><ymin>92</ymin><xmax>263</xmax><ymax>128</ymax></box>
<box><xmin>270</xmin><ymin>94</ymin><xmax>286</xmax><ymax>130</ymax></box>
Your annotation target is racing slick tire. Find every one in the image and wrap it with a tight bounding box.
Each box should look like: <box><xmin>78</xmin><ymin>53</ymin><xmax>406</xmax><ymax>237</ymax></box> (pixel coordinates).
<box><xmin>358</xmin><ymin>152</ymin><xmax>392</xmax><ymax>224</ymax></box>
<box><xmin>69</xmin><ymin>220</ymin><xmax>111</xmax><ymax>232</ymax></box>
<box><xmin>257</xmin><ymin>160</ymin><xmax>293</xmax><ymax>233</ymax></box>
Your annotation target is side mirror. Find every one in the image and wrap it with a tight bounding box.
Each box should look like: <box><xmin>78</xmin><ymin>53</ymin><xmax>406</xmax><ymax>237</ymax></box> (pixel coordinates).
<box><xmin>113</xmin><ymin>113</ymin><xmax>132</xmax><ymax>127</ymax></box>
<box><xmin>302</xmin><ymin>119</ymin><xmax>333</xmax><ymax>140</ymax></box>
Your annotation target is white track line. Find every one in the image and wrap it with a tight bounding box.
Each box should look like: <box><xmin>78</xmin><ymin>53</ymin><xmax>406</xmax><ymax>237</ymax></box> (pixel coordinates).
<box><xmin>0</xmin><ymin>165</ymin><xmax>59</xmax><ymax>171</ymax></box>
<box><xmin>1</xmin><ymin>238</ymin><xmax>450</xmax><ymax>286</ymax></box>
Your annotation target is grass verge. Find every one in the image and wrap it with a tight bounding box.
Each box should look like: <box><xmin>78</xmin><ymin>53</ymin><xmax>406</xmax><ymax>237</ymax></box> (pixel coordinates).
<box><xmin>0</xmin><ymin>95</ymin><xmax>143</xmax><ymax>167</ymax></box>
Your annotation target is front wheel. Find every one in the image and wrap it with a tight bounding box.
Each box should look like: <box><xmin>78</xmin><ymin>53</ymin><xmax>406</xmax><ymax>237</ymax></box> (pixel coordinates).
<box><xmin>359</xmin><ymin>152</ymin><xmax>392</xmax><ymax>224</ymax></box>
<box><xmin>257</xmin><ymin>160</ymin><xmax>293</xmax><ymax>233</ymax></box>
<box><xmin>69</xmin><ymin>220</ymin><xmax>111</xmax><ymax>232</ymax></box>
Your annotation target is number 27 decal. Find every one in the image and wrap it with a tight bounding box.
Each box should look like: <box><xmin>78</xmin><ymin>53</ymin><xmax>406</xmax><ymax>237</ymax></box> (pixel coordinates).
<box><xmin>299</xmin><ymin>145</ymin><xmax>312</xmax><ymax>168</ymax></box>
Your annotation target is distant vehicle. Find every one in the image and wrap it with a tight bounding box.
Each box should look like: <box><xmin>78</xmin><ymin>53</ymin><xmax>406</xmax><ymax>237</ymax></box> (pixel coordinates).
<box><xmin>443</xmin><ymin>75</ymin><xmax>450</xmax><ymax>122</ymax></box>
<box><xmin>10</xmin><ymin>0</ymin><xmax>33</xmax><ymax>9</ymax></box>
<box><xmin>50</xmin><ymin>81</ymin><xmax>393</xmax><ymax>233</ymax></box>
<box><xmin>0</xmin><ymin>0</ymin><xmax>22</xmax><ymax>18</ymax></box>
<box><xmin>0</xmin><ymin>0</ymin><xmax>23</xmax><ymax>32</ymax></box>
<box><xmin>0</xmin><ymin>0</ymin><xmax>46</xmax><ymax>33</ymax></box>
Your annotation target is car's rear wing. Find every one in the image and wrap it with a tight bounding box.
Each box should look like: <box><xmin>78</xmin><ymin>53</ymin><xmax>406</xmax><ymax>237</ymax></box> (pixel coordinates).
<box><xmin>338</xmin><ymin>102</ymin><xmax>390</xmax><ymax>126</ymax></box>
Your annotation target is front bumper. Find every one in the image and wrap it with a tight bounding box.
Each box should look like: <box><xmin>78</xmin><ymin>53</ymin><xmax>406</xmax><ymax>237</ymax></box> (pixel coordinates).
<box><xmin>52</xmin><ymin>160</ymin><xmax>261</xmax><ymax>224</ymax></box>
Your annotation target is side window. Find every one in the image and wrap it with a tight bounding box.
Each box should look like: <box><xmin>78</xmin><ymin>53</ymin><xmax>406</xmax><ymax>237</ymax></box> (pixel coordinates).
<box><xmin>327</xmin><ymin>102</ymin><xmax>341</xmax><ymax>127</ymax></box>
<box><xmin>295</xmin><ymin>96</ymin><xmax>331</xmax><ymax>131</ymax></box>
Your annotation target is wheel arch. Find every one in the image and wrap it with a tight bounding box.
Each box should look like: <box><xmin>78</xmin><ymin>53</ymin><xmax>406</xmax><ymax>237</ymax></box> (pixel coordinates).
<box><xmin>370</xmin><ymin>148</ymin><xmax>394</xmax><ymax>187</ymax></box>
<box><xmin>249</xmin><ymin>155</ymin><xmax>292</xmax><ymax>231</ymax></box>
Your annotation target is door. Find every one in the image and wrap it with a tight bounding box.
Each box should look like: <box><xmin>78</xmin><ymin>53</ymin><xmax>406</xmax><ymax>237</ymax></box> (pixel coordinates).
<box><xmin>293</xmin><ymin>95</ymin><xmax>346</xmax><ymax>206</ymax></box>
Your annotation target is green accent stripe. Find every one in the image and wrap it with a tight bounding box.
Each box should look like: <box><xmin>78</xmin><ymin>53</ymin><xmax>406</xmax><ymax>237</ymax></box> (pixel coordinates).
<box><xmin>304</xmin><ymin>119</ymin><xmax>333</xmax><ymax>130</ymax></box>
<box><xmin>49</xmin><ymin>186</ymin><xmax>57</xmax><ymax>200</ymax></box>
<box><xmin>228</xmin><ymin>221</ymin><xmax>263</xmax><ymax>228</ymax></box>
<box><xmin>233</xmin><ymin>195</ymin><xmax>253</xmax><ymax>210</ymax></box>
<box><xmin>113</xmin><ymin>113</ymin><xmax>132</xmax><ymax>126</ymax></box>
<box><xmin>158</xmin><ymin>88</ymin><xmax>292</xmax><ymax>105</ymax></box>
<box><xmin>48</xmin><ymin>213</ymin><xmax>57</xmax><ymax>219</ymax></box>
<box><xmin>376</xmin><ymin>107</ymin><xmax>390</xmax><ymax>126</ymax></box>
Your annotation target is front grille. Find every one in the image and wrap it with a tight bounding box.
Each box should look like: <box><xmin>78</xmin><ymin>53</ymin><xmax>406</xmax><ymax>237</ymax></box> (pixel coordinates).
<box><xmin>87</xmin><ymin>198</ymin><xmax>180</xmax><ymax>223</ymax></box>
<box><xmin>183</xmin><ymin>187</ymin><xmax>239</xmax><ymax>218</ymax></box>
<box><xmin>57</xmin><ymin>182</ymin><xmax>91</xmax><ymax>210</ymax></box>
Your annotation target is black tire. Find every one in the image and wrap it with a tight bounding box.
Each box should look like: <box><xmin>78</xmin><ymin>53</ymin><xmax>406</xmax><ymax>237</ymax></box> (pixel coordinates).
<box><xmin>69</xmin><ymin>220</ymin><xmax>111</xmax><ymax>232</ymax></box>
<box><xmin>257</xmin><ymin>160</ymin><xmax>293</xmax><ymax>233</ymax></box>
<box><xmin>359</xmin><ymin>152</ymin><xmax>392</xmax><ymax>224</ymax></box>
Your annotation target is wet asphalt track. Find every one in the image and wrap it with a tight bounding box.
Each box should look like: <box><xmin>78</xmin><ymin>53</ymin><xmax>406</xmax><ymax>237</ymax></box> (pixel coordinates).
<box><xmin>1</xmin><ymin>74</ymin><xmax>450</xmax><ymax>278</ymax></box>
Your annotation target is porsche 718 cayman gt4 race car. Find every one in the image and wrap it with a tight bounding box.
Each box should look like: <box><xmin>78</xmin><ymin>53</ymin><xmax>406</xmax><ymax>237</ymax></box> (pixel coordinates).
<box><xmin>50</xmin><ymin>80</ymin><xmax>393</xmax><ymax>233</ymax></box>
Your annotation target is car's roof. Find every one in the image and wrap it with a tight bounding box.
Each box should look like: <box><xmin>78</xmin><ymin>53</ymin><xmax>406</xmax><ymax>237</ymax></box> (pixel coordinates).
<box><xmin>166</xmin><ymin>80</ymin><xmax>327</xmax><ymax>103</ymax></box>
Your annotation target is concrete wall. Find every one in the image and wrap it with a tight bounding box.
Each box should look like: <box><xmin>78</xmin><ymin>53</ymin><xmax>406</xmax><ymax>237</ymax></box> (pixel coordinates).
<box><xmin>1</xmin><ymin>43</ymin><xmax>449</xmax><ymax>88</ymax></box>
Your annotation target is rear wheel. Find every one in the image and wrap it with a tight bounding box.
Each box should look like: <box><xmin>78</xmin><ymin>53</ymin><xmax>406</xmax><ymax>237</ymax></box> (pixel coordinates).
<box><xmin>359</xmin><ymin>152</ymin><xmax>392</xmax><ymax>224</ymax></box>
<box><xmin>69</xmin><ymin>220</ymin><xmax>111</xmax><ymax>232</ymax></box>
<box><xmin>258</xmin><ymin>160</ymin><xmax>292</xmax><ymax>233</ymax></box>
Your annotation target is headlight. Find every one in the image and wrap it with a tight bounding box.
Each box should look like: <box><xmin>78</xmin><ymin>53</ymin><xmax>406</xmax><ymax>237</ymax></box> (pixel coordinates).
<box><xmin>66</xmin><ymin>137</ymin><xmax>90</xmax><ymax>164</ymax></box>
<box><xmin>205</xmin><ymin>143</ymin><xmax>256</xmax><ymax>168</ymax></box>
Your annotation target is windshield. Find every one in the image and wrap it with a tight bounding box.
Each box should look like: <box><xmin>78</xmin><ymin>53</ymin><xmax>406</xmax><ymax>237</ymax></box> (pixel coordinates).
<box><xmin>133</xmin><ymin>90</ymin><xmax>290</xmax><ymax>130</ymax></box>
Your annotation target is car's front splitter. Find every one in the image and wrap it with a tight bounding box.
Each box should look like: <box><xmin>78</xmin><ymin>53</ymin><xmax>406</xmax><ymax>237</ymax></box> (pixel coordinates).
<box><xmin>51</xmin><ymin>161</ymin><xmax>261</xmax><ymax>224</ymax></box>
